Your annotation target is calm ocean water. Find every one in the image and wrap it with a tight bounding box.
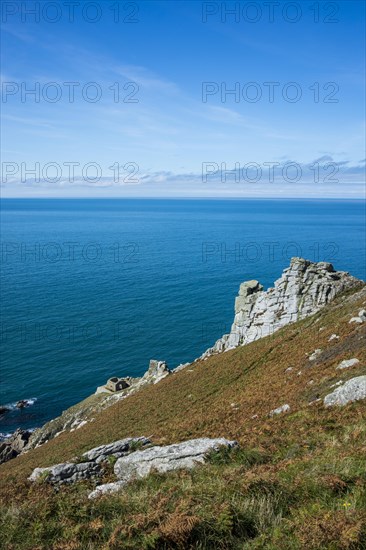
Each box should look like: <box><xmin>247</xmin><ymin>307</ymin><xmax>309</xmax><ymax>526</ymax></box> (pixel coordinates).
<box><xmin>1</xmin><ymin>198</ymin><xmax>365</xmax><ymax>436</ymax></box>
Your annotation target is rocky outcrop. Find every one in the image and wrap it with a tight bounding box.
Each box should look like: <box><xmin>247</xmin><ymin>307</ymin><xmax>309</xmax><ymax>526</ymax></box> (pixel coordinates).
<box><xmin>29</xmin><ymin>461</ymin><xmax>102</xmax><ymax>484</ymax></box>
<box><xmin>114</xmin><ymin>438</ymin><xmax>237</xmax><ymax>480</ymax></box>
<box><xmin>89</xmin><ymin>438</ymin><xmax>238</xmax><ymax>499</ymax></box>
<box><xmin>81</xmin><ymin>436</ymin><xmax>150</xmax><ymax>464</ymax></box>
<box><xmin>202</xmin><ymin>258</ymin><xmax>361</xmax><ymax>357</ymax></box>
<box><xmin>28</xmin><ymin>436</ymin><xmax>150</xmax><ymax>484</ymax></box>
<box><xmin>324</xmin><ymin>376</ymin><xmax>366</xmax><ymax>407</ymax></box>
<box><xmin>0</xmin><ymin>429</ymin><xmax>31</xmax><ymax>465</ymax></box>
<box><xmin>28</xmin><ymin>436</ymin><xmax>237</xmax><ymax>494</ymax></box>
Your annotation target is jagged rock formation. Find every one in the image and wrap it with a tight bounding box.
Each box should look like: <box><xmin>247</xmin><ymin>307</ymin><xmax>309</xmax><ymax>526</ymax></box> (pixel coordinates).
<box><xmin>28</xmin><ymin>437</ymin><xmax>150</xmax><ymax>484</ymax></box>
<box><xmin>324</xmin><ymin>376</ymin><xmax>366</xmax><ymax>407</ymax></box>
<box><xmin>88</xmin><ymin>438</ymin><xmax>238</xmax><ymax>499</ymax></box>
<box><xmin>202</xmin><ymin>258</ymin><xmax>361</xmax><ymax>358</ymax></box>
<box><xmin>0</xmin><ymin>429</ymin><xmax>31</xmax><ymax>465</ymax></box>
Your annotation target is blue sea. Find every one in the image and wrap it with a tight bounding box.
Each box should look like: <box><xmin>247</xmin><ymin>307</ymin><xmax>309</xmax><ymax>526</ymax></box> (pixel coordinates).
<box><xmin>0</xmin><ymin>198</ymin><xmax>365</xmax><ymax>436</ymax></box>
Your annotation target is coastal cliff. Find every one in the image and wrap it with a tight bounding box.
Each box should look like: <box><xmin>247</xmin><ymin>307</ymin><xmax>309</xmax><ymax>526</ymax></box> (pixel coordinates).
<box><xmin>202</xmin><ymin>257</ymin><xmax>360</xmax><ymax>357</ymax></box>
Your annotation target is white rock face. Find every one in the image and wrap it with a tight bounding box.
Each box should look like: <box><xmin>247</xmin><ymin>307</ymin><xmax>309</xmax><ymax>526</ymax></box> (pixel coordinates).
<box><xmin>114</xmin><ymin>438</ymin><xmax>238</xmax><ymax>480</ymax></box>
<box><xmin>202</xmin><ymin>258</ymin><xmax>361</xmax><ymax>358</ymax></box>
<box><xmin>324</xmin><ymin>376</ymin><xmax>366</xmax><ymax>407</ymax></box>
<box><xmin>269</xmin><ymin>404</ymin><xmax>290</xmax><ymax>416</ymax></box>
<box><xmin>89</xmin><ymin>438</ymin><xmax>237</xmax><ymax>499</ymax></box>
<box><xmin>336</xmin><ymin>358</ymin><xmax>360</xmax><ymax>370</ymax></box>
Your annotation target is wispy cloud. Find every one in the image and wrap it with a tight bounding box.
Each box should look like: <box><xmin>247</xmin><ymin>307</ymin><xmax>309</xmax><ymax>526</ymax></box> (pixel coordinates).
<box><xmin>113</xmin><ymin>65</ymin><xmax>179</xmax><ymax>93</ymax></box>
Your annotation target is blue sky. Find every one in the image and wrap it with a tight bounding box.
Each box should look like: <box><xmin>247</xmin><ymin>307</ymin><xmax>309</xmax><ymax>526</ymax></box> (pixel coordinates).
<box><xmin>1</xmin><ymin>0</ymin><xmax>365</xmax><ymax>197</ymax></box>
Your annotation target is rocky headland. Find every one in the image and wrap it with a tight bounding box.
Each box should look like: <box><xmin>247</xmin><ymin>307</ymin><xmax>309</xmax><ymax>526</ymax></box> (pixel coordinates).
<box><xmin>202</xmin><ymin>257</ymin><xmax>361</xmax><ymax>357</ymax></box>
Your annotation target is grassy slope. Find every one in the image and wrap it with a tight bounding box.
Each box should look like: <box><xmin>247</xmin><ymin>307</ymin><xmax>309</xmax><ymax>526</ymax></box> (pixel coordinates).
<box><xmin>0</xmin><ymin>285</ymin><xmax>365</xmax><ymax>549</ymax></box>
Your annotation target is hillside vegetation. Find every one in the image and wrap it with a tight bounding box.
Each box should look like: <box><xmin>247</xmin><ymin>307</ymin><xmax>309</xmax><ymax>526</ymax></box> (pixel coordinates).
<box><xmin>0</xmin><ymin>285</ymin><xmax>365</xmax><ymax>549</ymax></box>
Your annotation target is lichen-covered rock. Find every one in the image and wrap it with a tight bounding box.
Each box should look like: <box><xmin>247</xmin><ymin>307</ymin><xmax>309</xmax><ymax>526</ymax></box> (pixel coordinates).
<box><xmin>324</xmin><ymin>376</ymin><xmax>366</xmax><ymax>407</ymax></box>
<box><xmin>82</xmin><ymin>437</ymin><xmax>150</xmax><ymax>463</ymax></box>
<box><xmin>28</xmin><ymin>461</ymin><xmax>102</xmax><ymax>484</ymax></box>
<box><xmin>114</xmin><ymin>438</ymin><xmax>237</xmax><ymax>481</ymax></box>
<box><xmin>202</xmin><ymin>258</ymin><xmax>361</xmax><ymax>357</ymax></box>
<box><xmin>88</xmin><ymin>438</ymin><xmax>237</xmax><ymax>499</ymax></box>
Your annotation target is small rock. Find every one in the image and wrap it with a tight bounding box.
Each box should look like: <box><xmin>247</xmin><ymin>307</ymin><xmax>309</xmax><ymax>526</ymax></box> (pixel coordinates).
<box><xmin>349</xmin><ymin>317</ymin><xmax>363</xmax><ymax>324</ymax></box>
<box><xmin>269</xmin><ymin>404</ymin><xmax>290</xmax><ymax>416</ymax></box>
<box><xmin>0</xmin><ymin>406</ymin><xmax>9</xmax><ymax>415</ymax></box>
<box><xmin>349</xmin><ymin>311</ymin><xmax>365</xmax><ymax>324</ymax></box>
<box><xmin>308</xmin><ymin>398</ymin><xmax>321</xmax><ymax>406</ymax></box>
<box><xmin>336</xmin><ymin>358</ymin><xmax>360</xmax><ymax>370</ymax></box>
<box><xmin>88</xmin><ymin>480</ymin><xmax>126</xmax><ymax>499</ymax></box>
<box><xmin>328</xmin><ymin>334</ymin><xmax>339</xmax><ymax>342</ymax></box>
<box><xmin>358</xmin><ymin>309</ymin><xmax>366</xmax><ymax>320</ymax></box>
<box><xmin>324</xmin><ymin>376</ymin><xmax>366</xmax><ymax>407</ymax></box>
<box><xmin>309</xmin><ymin>349</ymin><xmax>322</xmax><ymax>361</ymax></box>
<box><xmin>330</xmin><ymin>380</ymin><xmax>344</xmax><ymax>388</ymax></box>
<box><xmin>76</xmin><ymin>420</ymin><xmax>88</xmax><ymax>430</ymax></box>
<box><xmin>16</xmin><ymin>400</ymin><xmax>28</xmax><ymax>409</ymax></box>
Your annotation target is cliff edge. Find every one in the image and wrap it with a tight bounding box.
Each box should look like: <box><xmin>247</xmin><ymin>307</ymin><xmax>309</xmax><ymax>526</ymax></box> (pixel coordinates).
<box><xmin>202</xmin><ymin>257</ymin><xmax>361</xmax><ymax>358</ymax></box>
